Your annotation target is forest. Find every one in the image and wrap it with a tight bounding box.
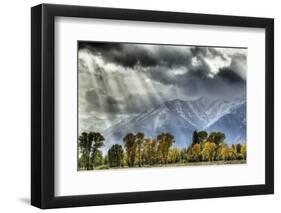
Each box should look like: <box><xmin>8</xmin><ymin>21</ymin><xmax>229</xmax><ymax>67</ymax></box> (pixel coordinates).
<box><xmin>78</xmin><ymin>131</ymin><xmax>247</xmax><ymax>170</ymax></box>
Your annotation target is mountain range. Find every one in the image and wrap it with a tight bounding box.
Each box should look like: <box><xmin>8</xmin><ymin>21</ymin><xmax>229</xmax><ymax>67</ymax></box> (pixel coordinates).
<box><xmin>98</xmin><ymin>97</ymin><xmax>246</xmax><ymax>149</ymax></box>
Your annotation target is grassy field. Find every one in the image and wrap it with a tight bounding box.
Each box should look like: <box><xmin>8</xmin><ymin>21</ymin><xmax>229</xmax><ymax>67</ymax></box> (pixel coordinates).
<box><xmin>87</xmin><ymin>160</ymin><xmax>247</xmax><ymax>170</ymax></box>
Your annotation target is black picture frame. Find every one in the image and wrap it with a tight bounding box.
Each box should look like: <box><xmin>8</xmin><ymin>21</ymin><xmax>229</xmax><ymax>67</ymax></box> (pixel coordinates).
<box><xmin>31</xmin><ymin>3</ymin><xmax>274</xmax><ymax>209</ymax></box>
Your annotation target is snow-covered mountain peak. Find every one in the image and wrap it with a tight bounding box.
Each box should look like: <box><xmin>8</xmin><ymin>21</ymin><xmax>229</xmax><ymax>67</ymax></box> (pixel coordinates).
<box><xmin>98</xmin><ymin>97</ymin><xmax>246</xmax><ymax>148</ymax></box>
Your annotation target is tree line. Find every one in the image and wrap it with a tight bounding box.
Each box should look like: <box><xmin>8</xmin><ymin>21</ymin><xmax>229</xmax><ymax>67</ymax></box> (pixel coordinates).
<box><xmin>78</xmin><ymin>131</ymin><xmax>246</xmax><ymax>170</ymax></box>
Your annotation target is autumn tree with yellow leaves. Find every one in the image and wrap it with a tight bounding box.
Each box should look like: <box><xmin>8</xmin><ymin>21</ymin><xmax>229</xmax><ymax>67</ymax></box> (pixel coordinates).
<box><xmin>78</xmin><ymin>130</ymin><xmax>247</xmax><ymax>170</ymax></box>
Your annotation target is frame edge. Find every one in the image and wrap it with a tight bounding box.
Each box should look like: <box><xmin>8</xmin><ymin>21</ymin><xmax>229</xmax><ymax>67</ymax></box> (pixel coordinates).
<box><xmin>265</xmin><ymin>18</ymin><xmax>274</xmax><ymax>194</ymax></box>
<box><xmin>31</xmin><ymin>3</ymin><xmax>275</xmax><ymax>209</ymax></box>
<box><xmin>31</xmin><ymin>4</ymin><xmax>43</xmax><ymax>208</ymax></box>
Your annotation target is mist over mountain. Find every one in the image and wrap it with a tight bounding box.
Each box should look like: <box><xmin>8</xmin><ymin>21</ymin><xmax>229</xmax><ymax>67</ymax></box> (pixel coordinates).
<box><xmin>99</xmin><ymin>97</ymin><xmax>246</xmax><ymax>149</ymax></box>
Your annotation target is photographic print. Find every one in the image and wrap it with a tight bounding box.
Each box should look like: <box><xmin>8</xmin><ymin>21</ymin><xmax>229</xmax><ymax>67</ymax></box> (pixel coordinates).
<box><xmin>78</xmin><ymin>41</ymin><xmax>247</xmax><ymax>171</ymax></box>
<box><xmin>31</xmin><ymin>5</ymin><xmax>274</xmax><ymax>208</ymax></box>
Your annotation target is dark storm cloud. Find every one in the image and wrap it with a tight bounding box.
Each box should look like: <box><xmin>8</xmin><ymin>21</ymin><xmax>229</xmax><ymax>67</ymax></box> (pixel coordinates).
<box><xmin>227</xmin><ymin>53</ymin><xmax>247</xmax><ymax>79</ymax></box>
<box><xmin>217</xmin><ymin>67</ymin><xmax>245</xmax><ymax>83</ymax></box>
<box><xmin>79</xmin><ymin>42</ymin><xmax>158</xmax><ymax>67</ymax></box>
<box><xmin>79</xmin><ymin>42</ymin><xmax>194</xmax><ymax>68</ymax></box>
<box><xmin>174</xmin><ymin>67</ymin><xmax>245</xmax><ymax>99</ymax></box>
<box><xmin>79</xmin><ymin>42</ymin><xmax>245</xmax><ymax>83</ymax></box>
<box><xmin>79</xmin><ymin>41</ymin><xmax>247</xmax><ymax>116</ymax></box>
<box><xmin>78</xmin><ymin>42</ymin><xmax>123</xmax><ymax>52</ymax></box>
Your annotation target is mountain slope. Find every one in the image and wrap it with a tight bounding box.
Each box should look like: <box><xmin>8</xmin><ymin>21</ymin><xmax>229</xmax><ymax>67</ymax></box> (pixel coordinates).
<box><xmin>206</xmin><ymin>102</ymin><xmax>246</xmax><ymax>144</ymax></box>
<box><xmin>101</xmin><ymin>98</ymin><xmax>246</xmax><ymax>149</ymax></box>
<box><xmin>103</xmin><ymin>101</ymin><xmax>197</xmax><ymax>148</ymax></box>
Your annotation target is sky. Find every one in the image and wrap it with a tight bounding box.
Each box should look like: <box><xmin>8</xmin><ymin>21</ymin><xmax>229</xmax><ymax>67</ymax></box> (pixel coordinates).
<box><xmin>78</xmin><ymin>42</ymin><xmax>247</xmax><ymax>131</ymax></box>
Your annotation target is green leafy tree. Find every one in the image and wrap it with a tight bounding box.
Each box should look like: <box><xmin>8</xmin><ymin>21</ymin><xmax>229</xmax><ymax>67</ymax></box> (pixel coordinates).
<box><xmin>202</xmin><ymin>141</ymin><xmax>216</xmax><ymax>162</ymax></box>
<box><xmin>180</xmin><ymin>148</ymin><xmax>188</xmax><ymax>162</ymax></box>
<box><xmin>217</xmin><ymin>143</ymin><xmax>229</xmax><ymax>161</ymax></box>
<box><xmin>91</xmin><ymin>149</ymin><xmax>103</xmax><ymax>166</ymax></box>
<box><xmin>157</xmin><ymin>133</ymin><xmax>175</xmax><ymax>164</ymax></box>
<box><xmin>123</xmin><ymin>133</ymin><xmax>137</xmax><ymax>167</ymax></box>
<box><xmin>92</xmin><ymin>132</ymin><xmax>105</xmax><ymax>149</ymax></box>
<box><xmin>78</xmin><ymin>132</ymin><xmax>105</xmax><ymax>170</ymax></box>
<box><xmin>197</xmin><ymin>131</ymin><xmax>208</xmax><ymax>143</ymax></box>
<box><xmin>226</xmin><ymin>145</ymin><xmax>237</xmax><ymax>161</ymax></box>
<box><xmin>168</xmin><ymin>148</ymin><xmax>181</xmax><ymax>163</ymax></box>
<box><xmin>143</xmin><ymin>138</ymin><xmax>157</xmax><ymax>165</ymax></box>
<box><xmin>78</xmin><ymin>132</ymin><xmax>95</xmax><ymax>170</ymax></box>
<box><xmin>192</xmin><ymin>143</ymin><xmax>201</xmax><ymax>162</ymax></box>
<box><xmin>91</xmin><ymin>132</ymin><xmax>105</xmax><ymax>167</ymax></box>
<box><xmin>103</xmin><ymin>154</ymin><xmax>108</xmax><ymax>165</ymax></box>
<box><xmin>136</xmin><ymin>132</ymin><xmax>145</xmax><ymax>167</ymax></box>
<box><xmin>241</xmin><ymin>144</ymin><xmax>247</xmax><ymax>160</ymax></box>
<box><xmin>78</xmin><ymin>152</ymin><xmax>89</xmax><ymax>170</ymax></box>
<box><xmin>207</xmin><ymin>132</ymin><xmax>225</xmax><ymax>161</ymax></box>
<box><xmin>188</xmin><ymin>131</ymin><xmax>207</xmax><ymax>160</ymax></box>
<box><xmin>207</xmin><ymin>132</ymin><xmax>225</xmax><ymax>146</ymax></box>
<box><xmin>108</xmin><ymin>144</ymin><xmax>124</xmax><ymax>167</ymax></box>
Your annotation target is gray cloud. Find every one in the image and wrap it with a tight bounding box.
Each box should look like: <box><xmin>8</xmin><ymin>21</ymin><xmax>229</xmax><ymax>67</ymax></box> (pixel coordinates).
<box><xmin>85</xmin><ymin>88</ymin><xmax>165</xmax><ymax>115</ymax></box>
<box><xmin>78</xmin><ymin>42</ymin><xmax>247</xmax><ymax>119</ymax></box>
<box><xmin>217</xmin><ymin>67</ymin><xmax>245</xmax><ymax>84</ymax></box>
<box><xmin>79</xmin><ymin>42</ymin><xmax>194</xmax><ymax>69</ymax></box>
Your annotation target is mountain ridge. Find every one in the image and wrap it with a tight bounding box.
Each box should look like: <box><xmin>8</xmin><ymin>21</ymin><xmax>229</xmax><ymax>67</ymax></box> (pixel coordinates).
<box><xmin>100</xmin><ymin>97</ymin><xmax>246</xmax><ymax>149</ymax></box>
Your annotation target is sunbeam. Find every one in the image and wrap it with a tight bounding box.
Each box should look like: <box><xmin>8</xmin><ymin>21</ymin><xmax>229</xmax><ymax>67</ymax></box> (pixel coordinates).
<box><xmin>78</xmin><ymin>41</ymin><xmax>247</xmax><ymax>148</ymax></box>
